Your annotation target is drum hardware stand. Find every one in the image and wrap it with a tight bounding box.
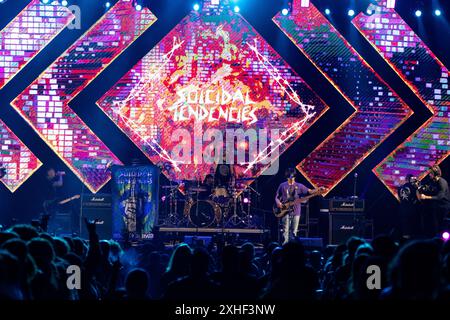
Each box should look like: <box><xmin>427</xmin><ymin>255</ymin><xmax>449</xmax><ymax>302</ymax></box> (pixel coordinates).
<box><xmin>225</xmin><ymin>193</ymin><xmax>245</xmax><ymax>227</ymax></box>
<box><xmin>164</xmin><ymin>185</ymin><xmax>180</xmax><ymax>226</ymax></box>
<box><xmin>245</xmin><ymin>186</ymin><xmax>260</xmax><ymax>228</ymax></box>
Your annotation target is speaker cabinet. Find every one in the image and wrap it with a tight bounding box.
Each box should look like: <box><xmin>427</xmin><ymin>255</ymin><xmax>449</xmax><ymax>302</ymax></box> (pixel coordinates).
<box><xmin>81</xmin><ymin>194</ymin><xmax>112</xmax><ymax>240</ymax></box>
<box><xmin>47</xmin><ymin>212</ymin><xmax>73</xmax><ymax>236</ymax></box>
<box><xmin>329</xmin><ymin>212</ymin><xmax>365</xmax><ymax>245</ymax></box>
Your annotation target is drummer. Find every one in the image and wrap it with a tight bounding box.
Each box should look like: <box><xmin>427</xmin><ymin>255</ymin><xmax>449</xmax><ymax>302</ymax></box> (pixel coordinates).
<box><xmin>214</xmin><ymin>154</ymin><xmax>235</xmax><ymax>187</ymax></box>
<box><xmin>198</xmin><ymin>174</ymin><xmax>214</xmax><ymax>200</ymax></box>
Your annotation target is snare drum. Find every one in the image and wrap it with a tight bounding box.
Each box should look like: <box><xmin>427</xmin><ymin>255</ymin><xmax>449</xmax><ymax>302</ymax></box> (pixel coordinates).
<box><xmin>212</xmin><ymin>187</ymin><xmax>230</xmax><ymax>205</ymax></box>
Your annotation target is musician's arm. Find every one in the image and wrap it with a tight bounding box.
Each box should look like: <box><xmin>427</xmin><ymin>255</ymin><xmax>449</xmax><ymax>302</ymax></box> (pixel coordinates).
<box><xmin>275</xmin><ymin>185</ymin><xmax>282</xmax><ymax>207</ymax></box>
<box><xmin>52</xmin><ymin>174</ymin><xmax>63</xmax><ymax>187</ymax></box>
<box><xmin>306</xmin><ymin>184</ymin><xmax>318</xmax><ymax>195</ymax></box>
<box><xmin>422</xmin><ymin>189</ymin><xmax>445</xmax><ymax>200</ymax></box>
<box><xmin>420</xmin><ymin>180</ymin><xmax>446</xmax><ymax>200</ymax></box>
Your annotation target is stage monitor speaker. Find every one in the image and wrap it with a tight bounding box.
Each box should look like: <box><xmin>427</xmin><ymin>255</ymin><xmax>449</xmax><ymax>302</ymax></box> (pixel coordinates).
<box><xmin>329</xmin><ymin>212</ymin><xmax>365</xmax><ymax>245</ymax></box>
<box><xmin>47</xmin><ymin>212</ymin><xmax>72</xmax><ymax>236</ymax></box>
<box><xmin>81</xmin><ymin>194</ymin><xmax>112</xmax><ymax>240</ymax></box>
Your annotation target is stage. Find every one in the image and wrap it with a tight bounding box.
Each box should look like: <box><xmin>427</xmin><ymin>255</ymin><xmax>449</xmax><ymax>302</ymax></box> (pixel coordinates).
<box><xmin>0</xmin><ymin>0</ymin><xmax>448</xmax><ymax>244</ymax></box>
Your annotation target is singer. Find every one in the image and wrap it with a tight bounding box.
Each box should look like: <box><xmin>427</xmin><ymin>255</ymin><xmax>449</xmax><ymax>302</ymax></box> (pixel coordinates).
<box><xmin>42</xmin><ymin>167</ymin><xmax>66</xmax><ymax>217</ymax></box>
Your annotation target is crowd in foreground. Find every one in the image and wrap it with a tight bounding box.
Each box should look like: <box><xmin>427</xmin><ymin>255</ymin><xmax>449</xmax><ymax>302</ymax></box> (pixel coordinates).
<box><xmin>0</xmin><ymin>219</ymin><xmax>450</xmax><ymax>300</ymax></box>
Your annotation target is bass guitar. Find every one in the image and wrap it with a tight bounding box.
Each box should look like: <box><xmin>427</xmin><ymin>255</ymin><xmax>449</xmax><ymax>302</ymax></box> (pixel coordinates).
<box><xmin>273</xmin><ymin>187</ymin><xmax>326</xmax><ymax>218</ymax></box>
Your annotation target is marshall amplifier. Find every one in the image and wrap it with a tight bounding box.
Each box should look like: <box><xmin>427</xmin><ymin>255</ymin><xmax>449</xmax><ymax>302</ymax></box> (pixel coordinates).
<box><xmin>328</xmin><ymin>198</ymin><xmax>365</xmax><ymax>212</ymax></box>
<box><xmin>81</xmin><ymin>194</ymin><xmax>112</xmax><ymax>240</ymax></box>
<box><xmin>329</xmin><ymin>212</ymin><xmax>365</xmax><ymax>245</ymax></box>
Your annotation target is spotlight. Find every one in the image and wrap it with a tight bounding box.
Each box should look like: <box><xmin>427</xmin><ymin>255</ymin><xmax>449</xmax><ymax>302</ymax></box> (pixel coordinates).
<box><xmin>415</xmin><ymin>10</ymin><xmax>422</xmax><ymax>17</ymax></box>
<box><xmin>386</xmin><ymin>0</ymin><xmax>396</xmax><ymax>9</ymax></box>
<box><xmin>41</xmin><ymin>0</ymin><xmax>50</xmax><ymax>4</ymax></box>
<box><xmin>435</xmin><ymin>9</ymin><xmax>442</xmax><ymax>16</ymax></box>
<box><xmin>133</xmin><ymin>0</ymin><xmax>143</xmax><ymax>11</ymax></box>
<box><xmin>281</xmin><ymin>8</ymin><xmax>289</xmax><ymax>16</ymax></box>
<box><xmin>366</xmin><ymin>8</ymin><xmax>373</xmax><ymax>15</ymax></box>
<box><xmin>443</xmin><ymin>231</ymin><xmax>450</xmax><ymax>241</ymax></box>
<box><xmin>0</xmin><ymin>0</ymin><xmax>7</xmax><ymax>3</ymax></box>
<box><xmin>325</xmin><ymin>8</ymin><xmax>331</xmax><ymax>15</ymax></box>
<box><xmin>348</xmin><ymin>9</ymin><xmax>355</xmax><ymax>17</ymax></box>
<box><xmin>234</xmin><ymin>5</ymin><xmax>240</xmax><ymax>13</ymax></box>
<box><xmin>61</xmin><ymin>0</ymin><xmax>68</xmax><ymax>6</ymax></box>
<box><xmin>243</xmin><ymin>198</ymin><xmax>250</xmax><ymax>204</ymax></box>
<box><xmin>300</xmin><ymin>0</ymin><xmax>310</xmax><ymax>7</ymax></box>
<box><xmin>193</xmin><ymin>3</ymin><xmax>200</xmax><ymax>11</ymax></box>
<box><xmin>105</xmin><ymin>1</ymin><xmax>111</xmax><ymax>8</ymax></box>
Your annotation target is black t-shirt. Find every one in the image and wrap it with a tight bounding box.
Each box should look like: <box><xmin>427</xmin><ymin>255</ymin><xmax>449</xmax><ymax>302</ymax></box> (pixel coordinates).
<box><xmin>398</xmin><ymin>182</ymin><xmax>419</xmax><ymax>205</ymax></box>
<box><xmin>430</xmin><ymin>177</ymin><xmax>450</xmax><ymax>209</ymax></box>
<box><xmin>44</xmin><ymin>176</ymin><xmax>60</xmax><ymax>200</ymax></box>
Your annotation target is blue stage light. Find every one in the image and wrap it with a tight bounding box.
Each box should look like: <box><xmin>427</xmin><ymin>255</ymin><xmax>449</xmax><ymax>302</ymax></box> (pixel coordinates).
<box><xmin>105</xmin><ymin>1</ymin><xmax>111</xmax><ymax>8</ymax></box>
<box><xmin>348</xmin><ymin>9</ymin><xmax>355</xmax><ymax>17</ymax></box>
<box><xmin>135</xmin><ymin>4</ymin><xmax>142</xmax><ymax>11</ymax></box>
<box><xmin>281</xmin><ymin>8</ymin><xmax>289</xmax><ymax>16</ymax></box>
<box><xmin>435</xmin><ymin>9</ymin><xmax>442</xmax><ymax>16</ymax></box>
<box><xmin>366</xmin><ymin>8</ymin><xmax>373</xmax><ymax>15</ymax></box>
<box><xmin>234</xmin><ymin>6</ymin><xmax>240</xmax><ymax>13</ymax></box>
<box><xmin>325</xmin><ymin>8</ymin><xmax>331</xmax><ymax>15</ymax></box>
<box><xmin>61</xmin><ymin>0</ymin><xmax>68</xmax><ymax>6</ymax></box>
<box><xmin>193</xmin><ymin>3</ymin><xmax>200</xmax><ymax>11</ymax></box>
<box><xmin>42</xmin><ymin>0</ymin><xmax>50</xmax><ymax>4</ymax></box>
<box><xmin>415</xmin><ymin>10</ymin><xmax>422</xmax><ymax>17</ymax></box>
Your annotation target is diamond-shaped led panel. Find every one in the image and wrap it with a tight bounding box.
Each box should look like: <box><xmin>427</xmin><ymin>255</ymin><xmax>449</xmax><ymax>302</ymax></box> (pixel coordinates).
<box><xmin>273</xmin><ymin>0</ymin><xmax>412</xmax><ymax>193</ymax></box>
<box><xmin>0</xmin><ymin>0</ymin><xmax>74</xmax><ymax>89</ymax></box>
<box><xmin>12</xmin><ymin>0</ymin><xmax>157</xmax><ymax>192</ymax></box>
<box><xmin>97</xmin><ymin>0</ymin><xmax>328</xmax><ymax>186</ymax></box>
<box><xmin>353</xmin><ymin>1</ymin><xmax>450</xmax><ymax>197</ymax></box>
<box><xmin>0</xmin><ymin>121</ymin><xmax>42</xmax><ymax>192</ymax></box>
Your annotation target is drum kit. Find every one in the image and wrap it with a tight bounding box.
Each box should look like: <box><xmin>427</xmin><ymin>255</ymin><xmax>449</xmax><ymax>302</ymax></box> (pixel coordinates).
<box><xmin>161</xmin><ymin>178</ymin><xmax>258</xmax><ymax>228</ymax></box>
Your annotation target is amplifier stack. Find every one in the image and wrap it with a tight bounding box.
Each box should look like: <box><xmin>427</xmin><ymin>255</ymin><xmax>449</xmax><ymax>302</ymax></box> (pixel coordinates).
<box><xmin>321</xmin><ymin>198</ymin><xmax>366</xmax><ymax>245</ymax></box>
<box><xmin>80</xmin><ymin>194</ymin><xmax>112</xmax><ymax>240</ymax></box>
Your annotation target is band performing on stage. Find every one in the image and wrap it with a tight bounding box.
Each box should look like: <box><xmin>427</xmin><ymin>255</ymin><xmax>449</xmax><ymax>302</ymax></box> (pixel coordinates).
<box><xmin>18</xmin><ymin>159</ymin><xmax>448</xmax><ymax>242</ymax></box>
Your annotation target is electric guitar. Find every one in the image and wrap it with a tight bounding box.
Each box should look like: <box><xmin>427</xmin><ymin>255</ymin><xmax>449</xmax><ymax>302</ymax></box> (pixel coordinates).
<box><xmin>273</xmin><ymin>187</ymin><xmax>326</xmax><ymax>218</ymax></box>
<box><xmin>43</xmin><ymin>194</ymin><xmax>80</xmax><ymax>213</ymax></box>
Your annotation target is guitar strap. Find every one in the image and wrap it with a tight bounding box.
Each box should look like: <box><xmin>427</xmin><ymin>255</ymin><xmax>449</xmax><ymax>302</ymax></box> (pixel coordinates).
<box><xmin>288</xmin><ymin>184</ymin><xmax>295</xmax><ymax>201</ymax></box>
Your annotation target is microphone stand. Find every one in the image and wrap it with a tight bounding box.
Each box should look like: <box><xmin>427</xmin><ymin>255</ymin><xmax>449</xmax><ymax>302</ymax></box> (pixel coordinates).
<box><xmin>351</xmin><ymin>173</ymin><xmax>358</xmax><ymax>199</ymax></box>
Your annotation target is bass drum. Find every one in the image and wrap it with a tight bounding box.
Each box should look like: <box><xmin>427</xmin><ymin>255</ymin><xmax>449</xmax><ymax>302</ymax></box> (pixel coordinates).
<box><xmin>185</xmin><ymin>200</ymin><xmax>221</xmax><ymax>227</ymax></box>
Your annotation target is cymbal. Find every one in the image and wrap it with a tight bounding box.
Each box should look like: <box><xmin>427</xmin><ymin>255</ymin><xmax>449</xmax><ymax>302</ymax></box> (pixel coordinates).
<box><xmin>188</xmin><ymin>187</ymin><xmax>207</xmax><ymax>192</ymax></box>
<box><xmin>161</xmin><ymin>185</ymin><xmax>179</xmax><ymax>189</ymax></box>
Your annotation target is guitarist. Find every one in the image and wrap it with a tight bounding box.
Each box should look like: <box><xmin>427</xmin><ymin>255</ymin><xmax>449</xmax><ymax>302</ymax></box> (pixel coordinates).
<box><xmin>275</xmin><ymin>168</ymin><xmax>319</xmax><ymax>244</ymax></box>
<box><xmin>42</xmin><ymin>167</ymin><xmax>66</xmax><ymax>228</ymax></box>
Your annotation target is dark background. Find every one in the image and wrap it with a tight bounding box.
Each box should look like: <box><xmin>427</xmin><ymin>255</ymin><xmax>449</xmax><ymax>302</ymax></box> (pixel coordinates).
<box><xmin>0</xmin><ymin>0</ymin><xmax>449</xmax><ymax>236</ymax></box>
